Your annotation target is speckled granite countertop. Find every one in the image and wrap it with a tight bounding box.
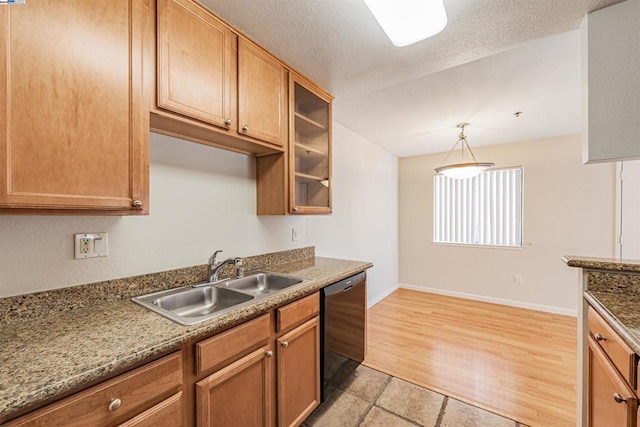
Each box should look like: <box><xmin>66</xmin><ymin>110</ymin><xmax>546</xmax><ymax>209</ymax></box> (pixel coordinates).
<box><xmin>0</xmin><ymin>256</ymin><xmax>372</xmax><ymax>420</ymax></box>
<box><xmin>564</xmin><ymin>255</ymin><xmax>640</xmax><ymax>355</ymax></box>
<box><xmin>563</xmin><ymin>255</ymin><xmax>640</xmax><ymax>273</ymax></box>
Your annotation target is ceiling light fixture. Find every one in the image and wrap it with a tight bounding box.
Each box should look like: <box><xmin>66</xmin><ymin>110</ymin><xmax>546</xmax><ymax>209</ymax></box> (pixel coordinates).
<box><xmin>434</xmin><ymin>123</ymin><xmax>494</xmax><ymax>179</ymax></box>
<box><xmin>363</xmin><ymin>0</ymin><xmax>448</xmax><ymax>47</ymax></box>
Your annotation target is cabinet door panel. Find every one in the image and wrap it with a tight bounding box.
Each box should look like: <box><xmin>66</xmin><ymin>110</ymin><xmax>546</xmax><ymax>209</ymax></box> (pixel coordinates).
<box><xmin>157</xmin><ymin>0</ymin><xmax>234</xmax><ymax>129</ymax></box>
<box><xmin>277</xmin><ymin>317</ymin><xmax>320</xmax><ymax>427</ymax></box>
<box><xmin>196</xmin><ymin>346</ymin><xmax>273</xmax><ymax>427</ymax></box>
<box><xmin>238</xmin><ymin>38</ymin><xmax>287</xmax><ymax>147</ymax></box>
<box><xmin>0</xmin><ymin>0</ymin><xmax>148</xmax><ymax>211</ymax></box>
<box><xmin>588</xmin><ymin>336</ymin><xmax>637</xmax><ymax>427</ymax></box>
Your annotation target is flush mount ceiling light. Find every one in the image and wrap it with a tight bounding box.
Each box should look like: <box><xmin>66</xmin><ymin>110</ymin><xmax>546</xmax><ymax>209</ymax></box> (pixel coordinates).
<box><xmin>363</xmin><ymin>0</ymin><xmax>448</xmax><ymax>47</ymax></box>
<box><xmin>434</xmin><ymin>123</ymin><xmax>494</xmax><ymax>179</ymax></box>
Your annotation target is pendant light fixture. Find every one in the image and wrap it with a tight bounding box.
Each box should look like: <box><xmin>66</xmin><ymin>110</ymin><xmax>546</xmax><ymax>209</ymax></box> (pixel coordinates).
<box><xmin>434</xmin><ymin>123</ymin><xmax>494</xmax><ymax>179</ymax></box>
<box><xmin>363</xmin><ymin>0</ymin><xmax>448</xmax><ymax>47</ymax></box>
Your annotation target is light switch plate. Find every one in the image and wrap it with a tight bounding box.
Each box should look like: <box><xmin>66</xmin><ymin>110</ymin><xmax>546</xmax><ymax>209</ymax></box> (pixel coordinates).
<box><xmin>74</xmin><ymin>233</ymin><xmax>108</xmax><ymax>259</ymax></box>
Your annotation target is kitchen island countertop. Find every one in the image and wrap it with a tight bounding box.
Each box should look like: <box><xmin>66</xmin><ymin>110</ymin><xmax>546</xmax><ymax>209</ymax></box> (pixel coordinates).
<box><xmin>564</xmin><ymin>255</ymin><xmax>640</xmax><ymax>355</ymax></box>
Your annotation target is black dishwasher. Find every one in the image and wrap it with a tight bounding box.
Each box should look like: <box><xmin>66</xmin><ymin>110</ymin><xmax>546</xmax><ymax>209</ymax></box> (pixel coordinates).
<box><xmin>320</xmin><ymin>271</ymin><xmax>367</xmax><ymax>401</ymax></box>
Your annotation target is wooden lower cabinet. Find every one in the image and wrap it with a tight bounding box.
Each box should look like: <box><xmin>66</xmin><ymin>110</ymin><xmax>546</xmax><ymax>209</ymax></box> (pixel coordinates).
<box><xmin>196</xmin><ymin>345</ymin><xmax>274</xmax><ymax>427</ymax></box>
<box><xmin>6</xmin><ymin>295</ymin><xmax>321</xmax><ymax>427</ymax></box>
<box><xmin>194</xmin><ymin>293</ymin><xmax>320</xmax><ymax>427</ymax></box>
<box><xmin>588</xmin><ymin>335</ymin><xmax>637</xmax><ymax>427</ymax></box>
<box><xmin>276</xmin><ymin>317</ymin><xmax>320</xmax><ymax>427</ymax></box>
<box><xmin>6</xmin><ymin>352</ymin><xmax>184</xmax><ymax>427</ymax></box>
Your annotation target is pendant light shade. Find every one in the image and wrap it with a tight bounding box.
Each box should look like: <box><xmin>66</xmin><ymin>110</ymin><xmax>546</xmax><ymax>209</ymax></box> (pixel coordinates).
<box><xmin>434</xmin><ymin>123</ymin><xmax>494</xmax><ymax>179</ymax></box>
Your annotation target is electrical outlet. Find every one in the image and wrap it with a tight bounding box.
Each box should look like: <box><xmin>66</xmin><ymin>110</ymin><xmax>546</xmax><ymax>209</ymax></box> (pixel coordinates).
<box><xmin>79</xmin><ymin>238</ymin><xmax>91</xmax><ymax>254</ymax></box>
<box><xmin>74</xmin><ymin>233</ymin><xmax>108</xmax><ymax>259</ymax></box>
<box><xmin>514</xmin><ymin>275</ymin><xmax>523</xmax><ymax>285</ymax></box>
<box><xmin>292</xmin><ymin>228</ymin><xmax>299</xmax><ymax>242</ymax></box>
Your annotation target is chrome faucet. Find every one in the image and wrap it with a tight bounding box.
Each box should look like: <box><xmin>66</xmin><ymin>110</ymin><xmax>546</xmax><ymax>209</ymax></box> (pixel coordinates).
<box><xmin>208</xmin><ymin>250</ymin><xmax>243</xmax><ymax>282</ymax></box>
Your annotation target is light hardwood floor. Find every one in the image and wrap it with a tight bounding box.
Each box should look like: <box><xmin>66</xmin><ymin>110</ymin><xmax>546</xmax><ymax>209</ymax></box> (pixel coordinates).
<box><xmin>364</xmin><ymin>289</ymin><xmax>577</xmax><ymax>427</ymax></box>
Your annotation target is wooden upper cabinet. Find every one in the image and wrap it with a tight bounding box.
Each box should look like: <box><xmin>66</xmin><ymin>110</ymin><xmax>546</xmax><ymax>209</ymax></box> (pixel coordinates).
<box><xmin>0</xmin><ymin>0</ymin><xmax>149</xmax><ymax>213</ymax></box>
<box><xmin>151</xmin><ymin>1</ymin><xmax>287</xmax><ymax>155</ymax></box>
<box><xmin>256</xmin><ymin>74</ymin><xmax>333</xmax><ymax>216</ymax></box>
<box><xmin>289</xmin><ymin>73</ymin><xmax>332</xmax><ymax>215</ymax></box>
<box><xmin>238</xmin><ymin>38</ymin><xmax>287</xmax><ymax>147</ymax></box>
<box><xmin>157</xmin><ymin>0</ymin><xmax>235</xmax><ymax>130</ymax></box>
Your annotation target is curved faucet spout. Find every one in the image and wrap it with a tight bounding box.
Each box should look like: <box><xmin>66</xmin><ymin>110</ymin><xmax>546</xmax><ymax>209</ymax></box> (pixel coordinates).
<box><xmin>208</xmin><ymin>250</ymin><xmax>243</xmax><ymax>282</ymax></box>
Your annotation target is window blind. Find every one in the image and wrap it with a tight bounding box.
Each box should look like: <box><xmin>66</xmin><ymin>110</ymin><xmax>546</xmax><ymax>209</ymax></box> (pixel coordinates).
<box><xmin>433</xmin><ymin>167</ymin><xmax>523</xmax><ymax>247</ymax></box>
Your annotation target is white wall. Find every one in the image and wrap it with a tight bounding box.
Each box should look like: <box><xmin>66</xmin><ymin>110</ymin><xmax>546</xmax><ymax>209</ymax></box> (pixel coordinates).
<box><xmin>0</xmin><ymin>125</ymin><xmax>399</xmax><ymax>304</ymax></box>
<box><xmin>620</xmin><ymin>160</ymin><xmax>640</xmax><ymax>259</ymax></box>
<box><xmin>307</xmin><ymin>123</ymin><xmax>399</xmax><ymax>306</ymax></box>
<box><xmin>399</xmin><ymin>134</ymin><xmax>615</xmax><ymax>315</ymax></box>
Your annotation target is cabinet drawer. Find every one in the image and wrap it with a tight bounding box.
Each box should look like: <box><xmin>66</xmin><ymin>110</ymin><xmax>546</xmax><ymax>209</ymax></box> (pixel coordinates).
<box><xmin>196</xmin><ymin>313</ymin><xmax>271</xmax><ymax>375</ymax></box>
<box><xmin>118</xmin><ymin>392</ymin><xmax>184</xmax><ymax>427</ymax></box>
<box><xmin>588</xmin><ymin>306</ymin><xmax>637</xmax><ymax>386</ymax></box>
<box><xmin>7</xmin><ymin>352</ymin><xmax>183</xmax><ymax>427</ymax></box>
<box><xmin>277</xmin><ymin>293</ymin><xmax>319</xmax><ymax>334</ymax></box>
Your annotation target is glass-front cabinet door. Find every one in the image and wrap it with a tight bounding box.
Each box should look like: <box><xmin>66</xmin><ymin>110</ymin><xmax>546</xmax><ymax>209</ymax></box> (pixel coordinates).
<box><xmin>289</xmin><ymin>74</ymin><xmax>333</xmax><ymax>214</ymax></box>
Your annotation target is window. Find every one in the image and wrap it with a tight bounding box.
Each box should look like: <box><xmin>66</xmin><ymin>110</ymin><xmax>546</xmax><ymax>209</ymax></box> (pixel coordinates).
<box><xmin>433</xmin><ymin>167</ymin><xmax>523</xmax><ymax>247</ymax></box>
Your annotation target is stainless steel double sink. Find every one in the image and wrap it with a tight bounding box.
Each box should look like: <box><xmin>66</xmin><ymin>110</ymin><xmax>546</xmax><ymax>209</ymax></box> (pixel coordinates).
<box><xmin>132</xmin><ymin>271</ymin><xmax>311</xmax><ymax>326</ymax></box>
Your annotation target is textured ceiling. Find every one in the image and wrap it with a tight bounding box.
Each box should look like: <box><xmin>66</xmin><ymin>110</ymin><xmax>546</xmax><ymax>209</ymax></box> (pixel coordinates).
<box><xmin>201</xmin><ymin>0</ymin><xmax>624</xmax><ymax>156</ymax></box>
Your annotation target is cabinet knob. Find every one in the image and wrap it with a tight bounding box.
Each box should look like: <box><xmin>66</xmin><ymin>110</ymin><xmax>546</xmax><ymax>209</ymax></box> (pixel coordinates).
<box><xmin>281</xmin><ymin>341</ymin><xmax>289</xmax><ymax>348</ymax></box>
<box><xmin>613</xmin><ymin>393</ymin><xmax>627</xmax><ymax>404</ymax></box>
<box><xmin>265</xmin><ymin>350</ymin><xmax>273</xmax><ymax>358</ymax></box>
<box><xmin>108</xmin><ymin>398</ymin><xmax>122</xmax><ymax>412</ymax></box>
<box><xmin>594</xmin><ymin>333</ymin><xmax>606</xmax><ymax>342</ymax></box>
<box><xmin>292</xmin><ymin>207</ymin><xmax>299</xmax><ymax>213</ymax></box>
<box><xmin>225</xmin><ymin>119</ymin><xmax>232</xmax><ymax>126</ymax></box>
<box><xmin>242</xmin><ymin>125</ymin><xmax>249</xmax><ymax>132</ymax></box>
<box><xmin>132</xmin><ymin>200</ymin><xmax>142</xmax><ymax>208</ymax></box>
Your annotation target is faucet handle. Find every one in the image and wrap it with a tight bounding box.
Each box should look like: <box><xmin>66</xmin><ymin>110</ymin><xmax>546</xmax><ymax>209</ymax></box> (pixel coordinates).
<box><xmin>234</xmin><ymin>257</ymin><xmax>243</xmax><ymax>266</ymax></box>
<box><xmin>209</xmin><ymin>250</ymin><xmax>223</xmax><ymax>266</ymax></box>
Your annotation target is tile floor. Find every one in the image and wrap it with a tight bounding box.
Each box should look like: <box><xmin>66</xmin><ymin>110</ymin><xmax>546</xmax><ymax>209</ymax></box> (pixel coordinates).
<box><xmin>305</xmin><ymin>365</ymin><xmax>527</xmax><ymax>427</ymax></box>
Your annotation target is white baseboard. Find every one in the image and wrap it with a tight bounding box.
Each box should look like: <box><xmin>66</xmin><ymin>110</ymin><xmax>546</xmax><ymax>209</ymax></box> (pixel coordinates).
<box><xmin>399</xmin><ymin>283</ymin><xmax>577</xmax><ymax>317</ymax></box>
<box><xmin>367</xmin><ymin>284</ymin><xmax>399</xmax><ymax>309</ymax></box>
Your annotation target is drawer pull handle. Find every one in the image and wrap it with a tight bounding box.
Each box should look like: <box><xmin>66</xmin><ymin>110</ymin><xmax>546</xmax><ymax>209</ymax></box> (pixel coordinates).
<box><xmin>265</xmin><ymin>350</ymin><xmax>273</xmax><ymax>358</ymax></box>
<box><xmin>108</xmin><ymin>398</ymin><xmax>122</xmax><ymax>412</ymax></box>
<box><xmin>242</xmin><ymin>125</ymin><xmax>249</xmax><ymax>132</ymax></box>
<box><xmin>281</xmin><ymin>341</ymin><xmax>289</xmax><ymax>348</ymax></box>
<box><xmin>613</xmin><ymin>393</ymin><xmax>627</xmax><ymax>404</ymax></box>
<box><xmin>594</xmin><ymin>333</ymin><xmax>606</xmax><ymax>342</ymax></box>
